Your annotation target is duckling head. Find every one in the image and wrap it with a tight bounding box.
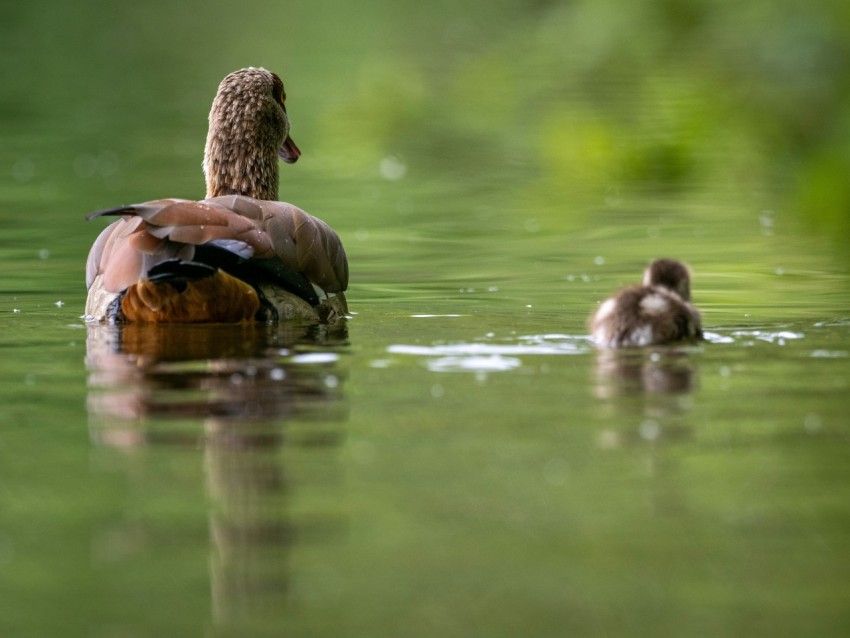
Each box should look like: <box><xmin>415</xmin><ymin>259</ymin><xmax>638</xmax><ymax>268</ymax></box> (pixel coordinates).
<box><xmin>642</xmin><ymin>258</ymin><xmax>692</xmax><ymax>301</ymax></box>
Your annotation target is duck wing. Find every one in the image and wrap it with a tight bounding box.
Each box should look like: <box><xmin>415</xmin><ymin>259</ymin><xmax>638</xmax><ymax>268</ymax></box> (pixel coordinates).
<box><xmin>86</xmin><ymin>195</ymin><xmax>348</xmax><ymax>303</ymax></box>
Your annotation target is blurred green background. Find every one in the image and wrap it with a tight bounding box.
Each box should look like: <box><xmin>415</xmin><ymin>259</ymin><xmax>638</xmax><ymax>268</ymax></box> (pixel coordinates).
<box><xmin>2</xmin><ymin>0</ymin><xmax>849</xmax><ymax>269</ymax></box>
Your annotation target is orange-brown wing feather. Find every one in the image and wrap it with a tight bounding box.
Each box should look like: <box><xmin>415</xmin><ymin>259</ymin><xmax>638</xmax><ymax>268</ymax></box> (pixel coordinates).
<box><xmin>87</xmin><ymin>195</ymin><xmax>348</xmax><ymax>296</ymax></box>
<box><xmin>124</xmin><ymin>201</ymin><xmax>272</xmax><ymax>252</ymax></box>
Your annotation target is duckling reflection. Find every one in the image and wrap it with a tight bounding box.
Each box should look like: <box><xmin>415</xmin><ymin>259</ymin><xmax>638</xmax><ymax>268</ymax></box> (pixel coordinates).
<box><xmin>85</xmin><ymin>321</ymin><xmax>347</xmax><ymax>631</ymax></box>
<box><xmin>593</xmin><ymin>348</ymin><xmax>698</xmax><ymax>399</ymax></box>
<box><xmin>593</xmin><ymin>346</ymin><xmax>698</xmax><ymax>445</ymax></box>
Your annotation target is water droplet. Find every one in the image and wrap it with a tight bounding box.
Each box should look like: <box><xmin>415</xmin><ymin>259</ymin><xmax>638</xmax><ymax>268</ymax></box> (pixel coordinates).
<box><xmin>597</xmin><ymin>430</ymin><xmax>620</xmax><ymax>449</ymax></box>
<box><xmin>639</xmin><ymin>419</ymin><xmax>661</xmax><ymax>441</ymax></box>
<box><xmin>379</xmin><ymin>156</ymin><xmax>407</xmax><ymax>180</ymax></box>
<box><xmin>804</xmin><ymin>413</ymin><xmax>822</xmax><ymax>433</ymax></box>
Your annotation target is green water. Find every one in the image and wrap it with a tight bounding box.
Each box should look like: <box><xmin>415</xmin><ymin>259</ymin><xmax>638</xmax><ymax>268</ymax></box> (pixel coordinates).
<box><xmin>2</xmin><ymin>0</ymin><xmax>850</xmax><ymax>636</ymax></box>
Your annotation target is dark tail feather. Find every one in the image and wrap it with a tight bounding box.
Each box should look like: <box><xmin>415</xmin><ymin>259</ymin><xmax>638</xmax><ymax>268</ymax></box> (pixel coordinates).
<box><xmin>85</xmin><ymin>205</ymin><xmax>138</xmax><ymax>221</ymax></box>
<box><xmin>193</xmin><ymin>245</ymin><xmax>319</xmax><ymax>306</ymax></box>
<box><xmin>147</xmin><ymin>260</ymin><xmax>217</xmax><ymax>292</ymax></box>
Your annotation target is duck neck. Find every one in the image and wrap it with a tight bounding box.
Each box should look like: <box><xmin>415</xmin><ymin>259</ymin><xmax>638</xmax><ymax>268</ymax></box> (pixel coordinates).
<box><xmin>203</xmin><ymin>125</ymin><xmax>280</xmax><ymax>200</ymax></box>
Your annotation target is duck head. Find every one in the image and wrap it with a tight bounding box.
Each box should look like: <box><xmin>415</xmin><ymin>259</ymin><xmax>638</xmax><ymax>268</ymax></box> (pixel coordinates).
<box><xmin>642</xmin><ymin>258</ymin><xmax>692</xmax><ymax>301</ymax></box>
<box><xmin>203</xmin><ymin>67</ymin><xmax>301</xmax><ymax>200</ymax></box>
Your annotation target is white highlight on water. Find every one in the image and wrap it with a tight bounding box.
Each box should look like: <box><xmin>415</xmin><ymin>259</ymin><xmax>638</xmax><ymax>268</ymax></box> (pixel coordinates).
<box><xmin>290</xmin><ymin>352</ymin><xmax>340</xmax><ymax>364</ymax></box>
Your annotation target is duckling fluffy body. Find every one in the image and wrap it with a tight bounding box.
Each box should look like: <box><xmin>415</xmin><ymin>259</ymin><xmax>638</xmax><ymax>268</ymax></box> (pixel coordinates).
<box><xmin>590</xmin><ymin>259</ymin><xmax>702</xmax><ymax>348</ymax></box>
<box><xmin>85</xmin><ymin>67</ymin><xmax>348</xmax><ymax>324</ymax></box>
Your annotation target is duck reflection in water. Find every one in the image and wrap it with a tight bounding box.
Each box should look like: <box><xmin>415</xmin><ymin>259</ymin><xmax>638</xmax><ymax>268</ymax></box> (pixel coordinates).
<box><xmin>85</xmin><ymin>320</ymin><xmax>348</xmax><ymax>630</ymax></box>
<box><xmin>86</xmin><ymin>321</ymin><xmax>348</xmax><ymax>431</ymax></box>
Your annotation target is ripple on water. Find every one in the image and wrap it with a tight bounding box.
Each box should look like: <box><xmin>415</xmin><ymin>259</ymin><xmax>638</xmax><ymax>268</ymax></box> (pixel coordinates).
<box><xmin>425</xmin><ymin>354</ymin><xmax>522</xmax><ymax>373</ymax></box>
<box><xmin>729</xmin><ymin>329</ymin><xmax>805</xmax><ymax>345</ymax></box>
<box><xmin>810</xmin><ymin>349</ymin><xmax>849</xmax><ymax>359</ymax></box>
<box><xmin>384</xmin><ymin>324</ymin><xmax>840</xmax><ymax>373</ymax></box>
<box><xmin>385</xmin><ymin>334</ymin><xmax>589</xmax><ymax>373</ymax></box>
<box><xmin>705</xmin><ymin>329</ymin><xmax>807</xmax><ymax>346</ymax></box>
<box><xmin>814</xmin><ymin>317</ymin><xmax>850</xmax><ymax>328</ymax></box>
<box><xmin>289</xmin><ymin>352</ymin><xmax>340</xmax><ymax>365</ymax></box>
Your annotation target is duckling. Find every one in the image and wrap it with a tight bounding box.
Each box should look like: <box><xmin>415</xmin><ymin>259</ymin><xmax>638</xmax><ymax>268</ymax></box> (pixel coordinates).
<box><xmin>590</xmin><ymin>258</ymin><xmax>702</xmax><ymax>348</ymax></box>
<box><xmin>85</xmin><ymin>67</ymin><xmax>348</xmax><ymax>324</ymax></box>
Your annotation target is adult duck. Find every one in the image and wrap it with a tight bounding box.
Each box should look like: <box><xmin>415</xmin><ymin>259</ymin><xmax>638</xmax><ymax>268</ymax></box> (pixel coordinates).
<box><xmin>85</xmin><ymin>67</ymin><xmax>348</xmax><ymax>324</ymax></box>
<box><xmin>590</xmin><ymin>258</ymin><xmax>702</xmax><ymax>348</ymax></box>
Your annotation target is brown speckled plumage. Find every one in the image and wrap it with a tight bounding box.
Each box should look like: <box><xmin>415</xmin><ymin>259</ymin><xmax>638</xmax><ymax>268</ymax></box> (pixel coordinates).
<box><xmin>203</xmin><ymin>68</ymin><xmax>299</xmax><ymax>200</ymax></box>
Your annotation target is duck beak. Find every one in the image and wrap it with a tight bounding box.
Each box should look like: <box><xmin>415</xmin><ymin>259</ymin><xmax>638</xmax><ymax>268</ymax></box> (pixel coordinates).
<box><xmin>279</xmin><ymin>135</ymin><xmax>301</xmax><ymax>164</ymax></box>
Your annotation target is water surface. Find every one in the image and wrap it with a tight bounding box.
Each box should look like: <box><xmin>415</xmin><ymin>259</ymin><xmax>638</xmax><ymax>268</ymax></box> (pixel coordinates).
<box><xmin>2</xmin><ymin>1</ymin><xmax>850</xmax><ymax>636</ymax></box>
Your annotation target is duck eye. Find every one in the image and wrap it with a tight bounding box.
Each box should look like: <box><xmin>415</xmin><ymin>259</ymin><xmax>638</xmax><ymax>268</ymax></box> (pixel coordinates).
<box><xmin>271</xmin><ymin>75</ymin><xmax>286</xmax><ymax>107</ymax></box>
